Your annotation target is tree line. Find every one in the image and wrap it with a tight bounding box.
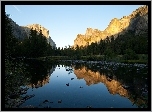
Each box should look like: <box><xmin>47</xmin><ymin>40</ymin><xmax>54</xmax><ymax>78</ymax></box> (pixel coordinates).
<box><xmin>5</xmin><ymin>13</ymin><xmax>52</xmax><ymax>59</ymax></box>
<box><xmin>5</xmin><ymin>13</ymin><xmax>148</xmax><ymax>61</ymax></box>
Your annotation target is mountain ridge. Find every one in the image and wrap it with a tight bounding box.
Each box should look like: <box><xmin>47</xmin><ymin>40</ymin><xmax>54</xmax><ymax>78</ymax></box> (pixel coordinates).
<box><xmin>74</xmin><ymin>5</ymin><xmax>148</xmax><ymax>47</ymax></box>
<box><xmin>9</xmin><ymin>18</ymin><xmax>56</xmax><ymax>47</ymax></box>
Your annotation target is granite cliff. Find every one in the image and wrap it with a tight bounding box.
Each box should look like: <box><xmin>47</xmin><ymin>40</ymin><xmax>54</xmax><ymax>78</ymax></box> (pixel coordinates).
<box><xmin>9</xmin><ymin>18</ymin><xmax>28</xmax><ymax>40</ymax></box>
<box><xmin>22</xmin><ymin>24</ymin><xmax>56</xmax><ymax>47</ymax></box>
<box><xmin>74</xmin><ymin>5</ymin><xmax>148</xmax><ymax>47</ymax></box>
<box><xmin>9</xmin><ymin>18</ymin><xmax>56</xmax><ymax>47</ymax></box>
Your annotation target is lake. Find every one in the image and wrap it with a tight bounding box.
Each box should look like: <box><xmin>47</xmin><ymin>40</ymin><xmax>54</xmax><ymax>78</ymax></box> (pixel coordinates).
<box><xmin>5</xmin><ymin>59</ymin><xmax>148</xmax><ymax>108</ymax></box>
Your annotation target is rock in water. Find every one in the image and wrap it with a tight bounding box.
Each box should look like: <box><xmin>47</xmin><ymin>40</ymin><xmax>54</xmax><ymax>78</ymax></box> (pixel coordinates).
<box><xmin>66</xmin><ymin>83</ymin><xmax>69</xmax><ymax>86</ymax></box>
<box><xmin>58</xmin><ymin>100</ymin><xmax>62</xmax><ymax>103</ymax></box>
<box><xmin>71</xmin><ymin>78</ymin><xmax>74</xmax><ymax>80</ymax></box>
<box><xmin>43</xmin><ymin>100</ymin><xmax>49</xmax><ymax>103</ymax></box>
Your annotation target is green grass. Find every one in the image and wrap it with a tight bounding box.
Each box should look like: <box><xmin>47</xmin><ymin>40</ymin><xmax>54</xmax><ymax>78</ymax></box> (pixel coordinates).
<box><xmin>37</xmin><ymin>56</ymin><xmax>69</xmax><ymax>61</ymax></box>
<box><xmin>36</xmin><ymin>54</ymin><xmax>148</xmax><ymax>64</ymax></box>
<box><xmin>120</xmin><ymin>60</ymin><xmax>148</xmax><ymax>64</ymax></box>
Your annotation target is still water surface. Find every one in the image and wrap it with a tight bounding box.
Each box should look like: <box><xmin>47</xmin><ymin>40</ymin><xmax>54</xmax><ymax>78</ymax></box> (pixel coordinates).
<box><xmin>17</xmin><ymin>60</ymin><xmax>148</xmax><ymax>108</ymax></box>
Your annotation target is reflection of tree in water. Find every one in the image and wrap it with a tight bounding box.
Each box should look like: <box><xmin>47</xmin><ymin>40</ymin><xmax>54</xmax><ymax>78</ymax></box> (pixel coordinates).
<box><xmin>5</xmin><ymin>59</ymin><xmax>56</xmax><ymax>108</ymax></box>
<box><xmin>73</xmin><ymin>64</ymin><xmax>148</xmax><ymax>108</ymax></box>
<box><xmin>5</xmin><ymin>58</ymin><xmax>32</xmax><ymax>108</ymax></box>
<box><xmin>28</xmin><ymin>67</ymin><xmax>55</xmax><ymax>88</ymax></box>
<box><xmin>24</xmin><ymin>59</ymin><xmax>56</xmax><ymax>88</ymax></box>
<box><xmin>28</xmin><ymin>74</ymin><xmax>50</xmax><ymax>88</ymax></box>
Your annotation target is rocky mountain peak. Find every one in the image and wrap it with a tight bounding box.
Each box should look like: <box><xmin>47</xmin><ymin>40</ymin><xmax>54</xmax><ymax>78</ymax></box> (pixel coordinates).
<box><xmin>74</xmin><ymin>5</ymin><xmax>148</xmax><ymax>47</ymax></box>
<box><xmin>25</xmin><ymin>24</ymin><xmax>49</xmax><ymax>38</ymax></box>
<box><xmin>9</xmin><ymin>17</ymin><xmax>56</xmax><ymax>47</ymax></box>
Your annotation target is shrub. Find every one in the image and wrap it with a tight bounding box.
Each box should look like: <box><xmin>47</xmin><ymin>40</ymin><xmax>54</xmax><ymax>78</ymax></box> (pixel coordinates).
<box><xmin>123</xmin><ymin>49</ymin><xmax>138</xmax><ymax>60</ymax></box>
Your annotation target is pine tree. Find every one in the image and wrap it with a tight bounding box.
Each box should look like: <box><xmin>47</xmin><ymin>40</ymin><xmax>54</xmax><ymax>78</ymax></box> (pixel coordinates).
<box><xmin>5</xmin><ymin>13</ymin><xmax>19</xmax><ymax>59</ymax></box>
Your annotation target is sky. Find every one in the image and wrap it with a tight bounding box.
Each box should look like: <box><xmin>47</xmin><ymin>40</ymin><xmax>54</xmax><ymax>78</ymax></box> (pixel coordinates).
<box><xmin>5</xmin><ymin>5</ymin><xmax>143</xmax><ymax>48</ymax></box>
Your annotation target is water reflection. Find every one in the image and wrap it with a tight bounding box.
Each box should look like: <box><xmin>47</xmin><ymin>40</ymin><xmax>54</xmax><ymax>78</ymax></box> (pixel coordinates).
<box><xmin>24</xmin><ymin>61</ymin><xmax>148</xmax><ymax>108</ymax></box>
<box><xmin>5</xmin><ymin>59</ymin><xmax>148</xmax><ymax>108</ymax></box>
<box><xmin>24</xmin><ymin>59</ymin><xmax>56</xmax><ymax>88</ymax></box>
<box><xmin>5</xmin><ymin>59</ymin><xmax>57</xmax><ymax>108</ymax></box>
<box><xmin>30</xmin><ymin>67</ymin><xmax>55</xmax><ymax>89</ymax></box>
<box><xmin>73</xmin><ymin>63</ymin><xmax>148</xmax><ymax>108</ymax></box>
<box><xmin>74</xmin><ymin>66</ymin><xmax>128</xmax><ymax>96</ymax></box>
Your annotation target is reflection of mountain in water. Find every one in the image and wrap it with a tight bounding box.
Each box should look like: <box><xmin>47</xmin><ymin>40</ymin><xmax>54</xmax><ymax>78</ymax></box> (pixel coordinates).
<box><xmin>73</xmin><ymin>65</ymin><xmax>148</xmax><ymax>108</ymax></box>
<box><xmin>28</xmin><ymin>67</ymin><xmax>56</xmax><ymax>88</ymax></box>
<box><xmin>74</xmin><ymin>67</ymin><xmax>128</xmax><ymax>97</ymax></box>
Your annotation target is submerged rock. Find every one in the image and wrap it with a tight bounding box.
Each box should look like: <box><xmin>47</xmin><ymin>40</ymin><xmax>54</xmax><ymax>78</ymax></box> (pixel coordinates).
<box><xmin>66</xmin><ymin>83</ymin><xmax>69</xmax><ymax>86</ymax></box>
<box><xmin>66</xmin><ymin>69</ymin><xmax>69</xmax><ymax>71</ymax></box>
<box><xmin>71</xmin><ymin>78</ymin><xmax>74</xmax><ymax>80</ymax></box>
<box><xmin>58</xmin><ymin>100</ymin><xmax>62</xmax><ymax>103</ymax></box>
<box><xmin>43</xmin><ymin>100</ymin><xmax>49</xmax><ymax>103</ymax></box>
<box><xmin>87</xmin><ymin>106</ymin><xmax>92</xmax><ymax>108</ymax></box>
<box><xmin>80</xmin><ymin>86</ymin><xmax>83</xmax><ymax>88</ymax></box>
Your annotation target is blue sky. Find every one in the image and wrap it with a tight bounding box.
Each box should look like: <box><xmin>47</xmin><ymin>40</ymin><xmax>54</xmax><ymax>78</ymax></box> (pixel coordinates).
<box><xmin>5</xmin><ymin>5</ymin><xmax>143</xmax><ymax>48</ymax></box>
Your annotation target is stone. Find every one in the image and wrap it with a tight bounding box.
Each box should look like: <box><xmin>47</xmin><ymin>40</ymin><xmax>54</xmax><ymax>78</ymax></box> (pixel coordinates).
<box><xmin>71</xmin><ymin>78</ymin><xmax>74</xmax><ymax>80</ymax></box>
<box><xmin>43</xmin><ymin>100</ymin><xmax>49</xmax><ymax>103</ymax></box>
<box><xmin>74</xmin><ymin>5</ymin><xmax>148</xmax><ymax>47</ymax></box>
<box><xmin>8</xmin><ymin>18</ymin><xmax>56</xmax><ymax>48</ymax></box>
<box><xmin>58</xmin><ymin>100</ymin><xmax>62</xmax><ymax>103</ymax></box>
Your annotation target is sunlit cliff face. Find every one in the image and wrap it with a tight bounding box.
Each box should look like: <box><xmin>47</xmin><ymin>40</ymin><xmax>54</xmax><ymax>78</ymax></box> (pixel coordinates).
<box><xmin>74</xmin><ymin>5</ymin><xmax>148</xmax><ymax>47</ymax></box>
<box><xmin>26</xmin><ymin>24</ymin><xmax>49</xmax><ymax>38</ymax></box>
<box><xmin>27</xmin><ymin>74</ymin><xmax>50</xmax><ymax>89</ymax></box>
<box><xmin>74</xmin><ymin>67</ymin><xmax>129</xmax><ymax>97</ymax></box>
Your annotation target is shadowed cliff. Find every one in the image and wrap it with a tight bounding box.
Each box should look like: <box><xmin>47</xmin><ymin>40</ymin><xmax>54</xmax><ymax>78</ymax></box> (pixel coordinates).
<box><xmin>8</xmin><ymin>18</ymin><xmax>56</xmax><ymax>47</ymax></box>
